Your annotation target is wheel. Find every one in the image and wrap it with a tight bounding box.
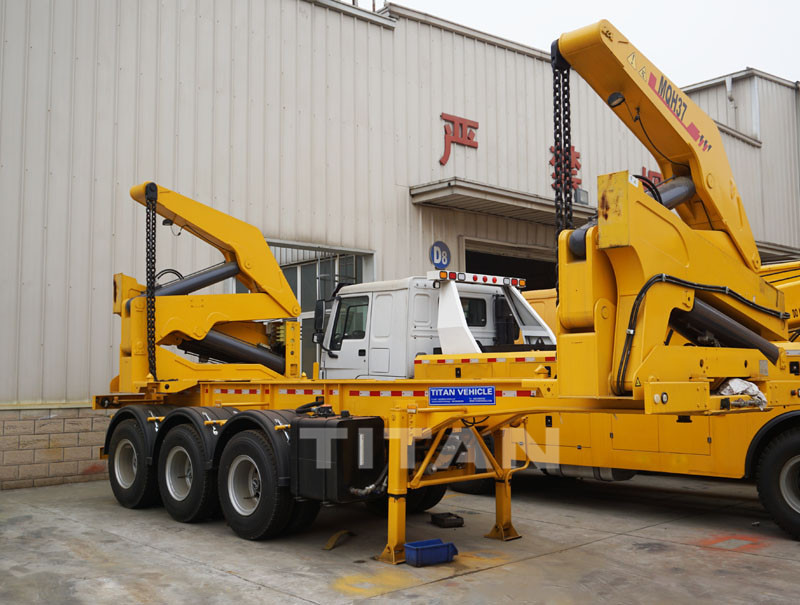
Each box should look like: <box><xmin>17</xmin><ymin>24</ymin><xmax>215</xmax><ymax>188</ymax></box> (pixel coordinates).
<box><xmin>218</xmin><ymin>430</ymin><xmax>294</xmax><ymax>540</ymax></box>
<box><xmin>283</xmin><ymin>499</ymin><xmax>321</xmax><ymax>535</ymax></box>
<box><xmin>449</xmin><ymin>478</ymin><xmax>494</xmax><ymax>495</ymax></box>
<box><xmin>157</xmin><ymin>424</ymin><xmax>217</xmax><ymax>523</ymax></box>
<box><xmin>757</xmin><ymin>427</ymin><xmax>800</xmax><ymax>539</ymax></box>
<box><xmin>108</xmin><ymin>419</ymin><xmax>159</xmax><ymax>508</ymax></box>
<box><xmin>450</xmin><ymin>433</ymin><xmax>495</xmax><ymax>495</ymax></box>
<box><xmin>418</xmin><ymin>484</ymin><xmax>447</xmax><ymax>511</ymax></box>
<box><xmin>364</xmin><ymin>487</ymin><xmax>430</xmax><ymax>515</ymax></box>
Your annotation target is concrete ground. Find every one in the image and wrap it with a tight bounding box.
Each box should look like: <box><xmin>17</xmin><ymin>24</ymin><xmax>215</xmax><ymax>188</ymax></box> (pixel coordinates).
<box><xmin>1</xmin><ymin>473</ymin><xmax>799</xmax><ymax>604</ymax></box>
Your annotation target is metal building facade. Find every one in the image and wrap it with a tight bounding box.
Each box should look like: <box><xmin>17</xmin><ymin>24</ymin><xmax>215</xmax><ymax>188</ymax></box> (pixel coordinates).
<box><xmin>1</xmin><ymin>0</ymin><xmax>798</xmax><ymax>405</ymax></box>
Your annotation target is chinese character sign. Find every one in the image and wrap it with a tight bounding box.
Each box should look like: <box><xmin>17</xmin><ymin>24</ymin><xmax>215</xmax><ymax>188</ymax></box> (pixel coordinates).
<box><xmin>549</xmin><ymin>145</ymin><xmax>582</xmax><ymax>190</ymax></box>
<box><xmin>440</xmin><ymin>113</ymin><xmax>478</xmax><ymax>165</ymax></box>
<box><xmin>640</xmin><ymin>167</ymin><xmax>663</xmax><ymax>184</ymax></box>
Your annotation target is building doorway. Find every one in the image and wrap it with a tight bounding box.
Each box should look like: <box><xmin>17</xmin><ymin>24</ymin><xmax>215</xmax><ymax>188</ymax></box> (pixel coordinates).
<box><xmin>465</xmin><ymin>250</ymin><xmax>555</xmax><ymax>290</ymax></box>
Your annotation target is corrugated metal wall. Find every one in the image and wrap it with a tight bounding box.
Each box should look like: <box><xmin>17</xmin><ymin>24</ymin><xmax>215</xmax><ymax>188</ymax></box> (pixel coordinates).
<box><xmin>0</xmin><ymin>0</ymin><xmax>796</xmax><ymax>404</ymax></box>
<box><xmin>688</xmin><ymin>75</ymin><xmax>800</xmax><ymax>249</ymax></box>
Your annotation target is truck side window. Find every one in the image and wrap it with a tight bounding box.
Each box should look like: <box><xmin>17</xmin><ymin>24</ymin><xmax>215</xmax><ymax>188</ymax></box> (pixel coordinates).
<box><xmin>461</xmin><ymin>297</ymin><xmax>487</xmax><ymax>327</ymax></box>
<box><xmin>330</xmin><ymin>296</ymin><xmax>369</xmax><ymax>350</ymax></box>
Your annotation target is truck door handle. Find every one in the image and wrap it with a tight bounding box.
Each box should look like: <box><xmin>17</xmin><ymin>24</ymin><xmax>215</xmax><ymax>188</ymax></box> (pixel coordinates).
<box><xmin>358</xmin><ymin>349</ymin><xmax>366</xmax><ymax>357</ymax></box>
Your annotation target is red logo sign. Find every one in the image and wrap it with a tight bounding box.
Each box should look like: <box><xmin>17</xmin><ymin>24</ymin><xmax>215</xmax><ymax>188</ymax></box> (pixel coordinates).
<box><xmin>549</xmin><ymin>145</ymin><xmax>582</xmax><ymax>190</ymax></box>
<box><xmin>640</xmin><ymin>166</ymin><xmax>662</xmax><ymax>184</ymax></box>
<box><xmin>440</xmin><ymin>113</ymin><xmax>478</xmax><ymax>165</ymax></box>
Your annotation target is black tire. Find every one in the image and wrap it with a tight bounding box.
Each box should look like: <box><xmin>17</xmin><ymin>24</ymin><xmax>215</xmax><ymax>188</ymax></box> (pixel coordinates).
<box><xmin>418</xmin><ymin>484</ymin><xmax>447</xmax><ymax>511</ymax></box>
<box><xmin>108</xmin><ymin>419</ymin><xmax>160</xmax><ymax>509</ymax></box>
<box><xmin>450</xmin><ymin>433</ymin><xmax>495</xmax><ymax>495</ymax></box>
<box><xmin>157</xmin><ymin>424</ymin><xmax>217</xmax><ymax>523</ymax></box>
<box><xmin>449</xmin><ymin>478</ymin><xmax>494</xmax><ymax>495</ymax></box>
<box><xmin>283</xmin><ymin>499</ymin><xmax>321</xmax><ymax>535</ymax></box>
<box><xmin>757</xmin><ymin>427</ymin><xmax>800</xmax><ymax>539</ymax></box>
<box><xmin>365</xmin><ymin>487</ymin><xmax>429</xmax><ymax>515</ymax></box>
<box><xmin>218</xmin><ymin>430</ymin><xmax>293</xmax><ymax>540</ymax></box>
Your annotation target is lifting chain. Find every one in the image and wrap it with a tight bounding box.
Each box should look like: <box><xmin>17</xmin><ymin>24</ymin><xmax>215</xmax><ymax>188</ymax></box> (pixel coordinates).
<box><xmin>551</xmin><ymin>44</ymin><xmax>573</xmax><ymax>300</ymax></box>
<box><xmin>145</xmin><ymin>182</ymin><xmax>158</xmax><ymax>381</ymax></box>
<box><xmin>552</xmin><ymin>52</ymin><xmax>573</xmax><ymax>238</ymax></box>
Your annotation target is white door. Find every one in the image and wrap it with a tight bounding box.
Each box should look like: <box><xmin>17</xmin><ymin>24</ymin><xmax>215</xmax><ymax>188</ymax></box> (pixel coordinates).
<box><xmin>321</xmin><ymin>294</ymin><xmax>370</xmax><ymax>379</ymax></box>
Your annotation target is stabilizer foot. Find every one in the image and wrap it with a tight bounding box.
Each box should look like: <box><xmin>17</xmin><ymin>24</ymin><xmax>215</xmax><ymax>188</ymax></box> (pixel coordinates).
<box><xmin>377</xmin><ymin>544</ymin><xmax>406</xmax><ymax>564</ymax></box>
<box><xmin>485</xmin><ymin>522</ymin><xmax>521</xmax><ymax>541</ymax></box>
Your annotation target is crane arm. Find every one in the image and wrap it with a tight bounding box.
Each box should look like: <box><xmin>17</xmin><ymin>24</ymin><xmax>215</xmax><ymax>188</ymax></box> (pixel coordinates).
<box><xmin>556</xmin><ymin>20</ymin><xmax>761</xmax><ymax>271</ymax></box>
<box><xmin>129</xmin><ymin>182</ymin><xmax>300</xmax><ymax>318</ymax></box>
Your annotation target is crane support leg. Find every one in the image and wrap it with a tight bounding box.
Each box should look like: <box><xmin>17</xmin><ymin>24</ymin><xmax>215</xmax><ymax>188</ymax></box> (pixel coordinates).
<box><xmin>378</xmin><ymin>409</ymin><xmax>409</xmax><ymax>564</ymax></box>
<box><xmin>486</xmin><ymin>428</ymin><xmax>521</xmax><ymax>541</ymax></box>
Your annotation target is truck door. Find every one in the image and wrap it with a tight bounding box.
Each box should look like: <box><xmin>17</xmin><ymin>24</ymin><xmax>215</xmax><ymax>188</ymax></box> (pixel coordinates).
<box><xmin>321</xmin><ymin>295</ymin><xmax>371</xmax><ymax>379</ymax></box>
<box><xmin>368</xmin><ymin>291</ymin><xmax>406</xmax><ymax>377</ymax></box>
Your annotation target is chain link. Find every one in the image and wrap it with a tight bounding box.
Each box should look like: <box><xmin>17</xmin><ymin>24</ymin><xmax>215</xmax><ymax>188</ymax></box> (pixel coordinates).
<box><xmin>552</xmin><ymin>64</ymin><xmax>573</xmax><ymax>236</ymax></box>
<box><xmin>145</xmin><ymin>182</ymin><xmax>158</xmax><ymax>381</ymax></box>
<box><xmin>552</xmin><ymin>52</ymin><xmax>573</xmax><ymax>301</ymax></box>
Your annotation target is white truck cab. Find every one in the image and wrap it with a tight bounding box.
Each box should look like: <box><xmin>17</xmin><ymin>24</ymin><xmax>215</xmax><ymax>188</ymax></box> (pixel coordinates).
<box><xmin>314</xmin><ymin>271</ymin><xmax>555</xmax><ymax>380</ymax></box>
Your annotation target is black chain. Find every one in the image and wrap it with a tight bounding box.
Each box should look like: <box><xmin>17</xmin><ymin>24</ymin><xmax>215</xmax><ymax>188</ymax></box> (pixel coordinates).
<box><xmin>145</xmin><ymin>182</ymin><xmax>158</xmax><ymax>381</ymax></box>
<box><xmin>552</xmin><ymin>61</ymin><xmax>573</xmax><ymax>237</ymax></box>
<box><xmin>551</xmin><ymin>44</ymin><xmax>573</xmax><ymax>300</ymax></box>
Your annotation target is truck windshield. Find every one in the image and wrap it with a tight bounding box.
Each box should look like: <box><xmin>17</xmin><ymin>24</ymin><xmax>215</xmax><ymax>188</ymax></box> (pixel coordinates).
<box><xmin>330</xmin><ymin>296</ymin><xmax>369</xmax><ymax>350</ymax></box>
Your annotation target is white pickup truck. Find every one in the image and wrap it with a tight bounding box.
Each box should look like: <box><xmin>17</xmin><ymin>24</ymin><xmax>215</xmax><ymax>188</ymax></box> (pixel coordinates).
<box><xmin>313</xmin><ymin>271</ymin><xmax>555</xmax><ymax>380</ymax></box>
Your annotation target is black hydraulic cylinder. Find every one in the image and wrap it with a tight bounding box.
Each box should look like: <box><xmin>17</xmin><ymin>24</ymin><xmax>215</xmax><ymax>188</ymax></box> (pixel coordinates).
<box><xmin>567</xmin><ymin>177</ymin><xmax>697</xmax><ymax>260</ymax></box>
<box><xmin>670</xmin><ymin>298</ymin><xmax>780</xmax><ymax>364</ymax></box>
<box><xmin>155</xmin><ymin>261</ymin><xmax>240</xmax><ymax>296</ymax></box>
<box><xmin>180</xmin><ymin>329</ymin><xmax>286</xmax><ymax>374</ymax></box>
<box><xmin>567</xmin><ymin>218</ymin><xmax>596</xmax><ymax>259</ymax></box>
<box><xmin>657</xmin><ymin>177</ymin><xmax>696</xmax><ymax>209</ymax></box>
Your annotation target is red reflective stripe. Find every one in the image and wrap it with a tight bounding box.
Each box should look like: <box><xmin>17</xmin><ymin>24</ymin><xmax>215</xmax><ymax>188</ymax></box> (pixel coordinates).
<box><xmin>414</xmin><ymin>390</ymin><xmax>425</xmax><ymax>397</ymax></box>
<box><xmin>414</xmin><ymin>360</ymin><xmax>422</xmax><ymax>364</ymax></box>
<box><xmin>515</xmin><ymin>357</ymin><xmax>526</xmax><ymax>362</ymax></box>
<box><xmin>391</xmin><ymin>391</ymin><xmax>402</xmax><ymax>397</ymax></box>
<box><xmin>460</xmin><ymin>358</ymin><xmax>470</xmax><ymax>363</ymax></box>
<box><xmin>487</xmin><ymin>358</ymin><xmax>497</xmax><ymax>363</ymax></box>
<box><xmin>545</xmin><ymin>356</ymin><xmax>556</xmax><ymax>362</ymax></box>
<box><xmin>518</xmin><ymin>390</ymin><xmax>531</xmax><ymax>397</ymax></box>
<box><xmin>349</xmin><ymin>390</ymin><xmax>359</xmax><ymax>396</ymax></box>
<box><xmin>370</xmin><ymin>390</ymin><xmax>380</xmax><ymax>396</ymax></box>
<box><xmin>437</xmin><ymin>359</ymin><xmax>447</xmax><ymax>364</ymax></box>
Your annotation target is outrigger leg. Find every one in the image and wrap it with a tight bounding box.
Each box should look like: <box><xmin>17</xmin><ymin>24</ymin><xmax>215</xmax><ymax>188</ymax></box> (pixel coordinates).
<box><xmin>378</xmin><ymin>409</ymin><xmax>408</xmax><ymax>564</ymax></box>
<box><xmin>485</xmin><ymin>428</ymin><xmax>521</xmax><ymax>541</ymax></box>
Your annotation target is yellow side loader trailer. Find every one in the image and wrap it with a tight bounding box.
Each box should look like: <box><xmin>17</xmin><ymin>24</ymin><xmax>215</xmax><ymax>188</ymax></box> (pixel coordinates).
<box><xmin>95</xmin><ymin>21</ymin><xmax>800</xmax><ymax>564</ymax></box>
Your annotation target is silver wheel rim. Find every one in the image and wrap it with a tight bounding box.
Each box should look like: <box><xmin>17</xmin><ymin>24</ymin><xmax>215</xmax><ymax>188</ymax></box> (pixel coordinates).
<box><xmin>779</xmin><ymin>454</ymin><xmax>800</xmax><ymax>514</ymax></box>
<box><xmin>114</xmin><ymin>438</ymin><xmax>137</xmax><ymax>489</ymax></box>
<box><xmin>165</xmin><ymin>446</ymin><xmax>193</xmax><ymax>502</ymax></box>
<box><xmin>228</xmin><ymin>454</ymin><xmax>261</xmax><ymax>516</ymax></box>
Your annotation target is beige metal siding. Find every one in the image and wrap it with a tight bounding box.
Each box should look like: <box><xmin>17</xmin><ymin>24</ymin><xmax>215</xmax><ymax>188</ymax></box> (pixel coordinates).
<box><xmin>722</xmin><ymin>134</ymin><xmax>765</xmax><ymax>240</ymax></box>
<box><xmin>756</xmin><ymin>77</ymin><xmax>800</xmax><ymax>249</ymax></box>
<box><xmin>1</xmin><ymin>0</ymin><xmax>796</xmax><ymax>404</ymax></box>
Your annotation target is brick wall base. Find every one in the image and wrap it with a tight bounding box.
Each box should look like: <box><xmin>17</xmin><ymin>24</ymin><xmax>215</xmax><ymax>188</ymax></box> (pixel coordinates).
<box><xmin>0</xmin><ymin>406</ymin><xmax>112</xmax><ymax>490</ymax></box>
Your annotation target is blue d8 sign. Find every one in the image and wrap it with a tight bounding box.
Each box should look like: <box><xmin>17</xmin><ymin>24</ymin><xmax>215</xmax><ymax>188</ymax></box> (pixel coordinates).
<box><xmin>429</xmin><ymin>241</ymin><xmax>451</xmax><ymax>269</ymax></box>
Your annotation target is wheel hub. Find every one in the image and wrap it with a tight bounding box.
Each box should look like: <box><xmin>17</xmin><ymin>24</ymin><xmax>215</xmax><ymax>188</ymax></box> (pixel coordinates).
<box><xmin>114</xmin><ymin>439</ymin><xmax>138</xmax><ymax>489</ymax></box>
<box><xmin>229</xmin><ymin>454</ymin><xmax>261</xmax><ymax>516</ymax></box>
<box><xmin>779</xmin><ymin>454</ymin><xmax>800</xmax><ymax>514</ymax></box>
<box><xmin>165</xmin><ymin>445</ymin><xmax>193</xmax><ymax>502</ymax></box>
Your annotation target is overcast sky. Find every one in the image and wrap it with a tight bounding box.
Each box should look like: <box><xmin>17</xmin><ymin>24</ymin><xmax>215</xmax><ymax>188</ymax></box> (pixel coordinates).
<box><xmin>367</xmin><ymin>1</ymin><xmax>800</xmax><ymax>86</ymax></box>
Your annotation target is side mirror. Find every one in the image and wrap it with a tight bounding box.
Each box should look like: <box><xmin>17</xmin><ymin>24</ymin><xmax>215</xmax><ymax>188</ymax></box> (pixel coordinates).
<box><xmin>313</xmin><ymin>299</ymin><xmax>325</xmax><ymax>333</ymax></box>
<box><xmin>312</xmin><ymin>332</ymin><xmax>323</xmax><ymax>344</ymax></box>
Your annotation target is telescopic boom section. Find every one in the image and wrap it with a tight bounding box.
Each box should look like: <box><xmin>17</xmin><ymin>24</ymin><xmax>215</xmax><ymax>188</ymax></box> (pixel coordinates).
<box><xmin>129</xmin><ymin>182</ymin><xmax>300</xmax><ymax>318</ymax></box>
<box><xmin>556</xmin><ymin>20</ymin><xmax>762</xmax><ymax>271</ymax></box>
